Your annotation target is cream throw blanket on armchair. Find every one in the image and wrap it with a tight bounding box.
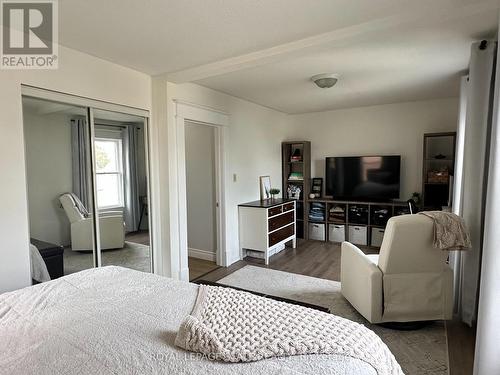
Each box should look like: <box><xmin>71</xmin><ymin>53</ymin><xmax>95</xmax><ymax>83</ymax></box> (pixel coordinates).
<box><xmin>418</xmin><ymin>211</ymin><xmax>472</xmax><ymax>251</ymax></box>
<box><xmin>176</xmin><ymin>285</ymin><xmax>403</xmax><ymax>375</ymax></box>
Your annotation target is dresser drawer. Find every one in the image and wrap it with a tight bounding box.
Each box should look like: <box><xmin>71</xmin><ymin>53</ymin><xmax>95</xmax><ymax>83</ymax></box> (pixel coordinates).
<box><xmin>283</xmin><ymin>202</ymin><xmax>295</xmax><ymax>212</ymax></box>
<box><xmin>268</xmin><ymin>211</ymin><xmax>294</xmax><ymax>232</ymax></box>
<box><xmin>268</xmin><ymin>223</ymin><xmax>294</xmax><ymax>246</ymax></box>
<box><xmin>268</xmin><ymin>206</ymin><xmax>283</xmax><ymax>217</ymax></box>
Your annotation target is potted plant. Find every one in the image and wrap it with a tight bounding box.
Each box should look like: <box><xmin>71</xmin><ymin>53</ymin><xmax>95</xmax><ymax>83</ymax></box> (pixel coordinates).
<box><xmin>269</xmin><ymin>188</ymin><xmax>280</xmax><ymax>200</ymax></box>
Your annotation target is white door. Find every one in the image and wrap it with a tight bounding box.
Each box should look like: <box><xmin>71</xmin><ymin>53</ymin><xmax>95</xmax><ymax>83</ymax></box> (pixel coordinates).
<box><xmin>184</xmin><ymin>121</ymin><xmax>217</xmax><ymax>262</ymax></box>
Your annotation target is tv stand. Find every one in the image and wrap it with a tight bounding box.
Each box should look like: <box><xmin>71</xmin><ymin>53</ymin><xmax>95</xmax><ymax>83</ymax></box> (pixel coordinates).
<box><xmin>306</xmin><ymin>198</ymin><xmax>409</xmax><ymax>248</ymax></box>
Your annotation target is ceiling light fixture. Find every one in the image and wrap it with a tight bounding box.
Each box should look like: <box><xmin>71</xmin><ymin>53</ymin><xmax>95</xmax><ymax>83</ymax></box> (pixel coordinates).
<box><xmin>311</xmin><ymin>73</ymin><xmax>339</xmax><ymax>88</ymax></box>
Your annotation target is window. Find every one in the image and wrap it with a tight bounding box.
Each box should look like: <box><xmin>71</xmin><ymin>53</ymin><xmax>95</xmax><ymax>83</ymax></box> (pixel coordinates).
<box><xmin>95</xmin><ymin>138</ymin><xmax>124</xmax><ymax>209</ymax></box>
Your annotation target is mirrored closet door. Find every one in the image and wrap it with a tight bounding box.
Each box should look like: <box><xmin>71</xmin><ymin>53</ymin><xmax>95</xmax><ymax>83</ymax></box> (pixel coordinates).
<box><xmin>23</xmin><ymin>97</ymin><xmax>96</xmax><ymax>278</ymax></box>
<box><xmin>91</xmin><ymin>108</ymin><xmax>151</xmax><ymax>273</ymax></box>
<box><xmin>22</xmin><ymin>94</ymin><xmax>152</xmax><ymax>283</ymax></box>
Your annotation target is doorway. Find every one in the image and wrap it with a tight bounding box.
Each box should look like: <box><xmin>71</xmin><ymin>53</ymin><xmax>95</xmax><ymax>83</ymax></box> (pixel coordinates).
<box><xmin>185</xmin><ymin>121</ymin><xmax>219</xmax><ymax>279</ymax></box>
<box><xmin>173</xmin><ymin>100</ymin><xmax>229</xmax><ymax>281</ymax></box>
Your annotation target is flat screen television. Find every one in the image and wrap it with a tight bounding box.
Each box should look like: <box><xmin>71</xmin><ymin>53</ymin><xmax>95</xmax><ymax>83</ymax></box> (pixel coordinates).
<box><xmin>325</xmin><ymin>155</ymin><xmax>401</xmax><ymax>201</ymax></box>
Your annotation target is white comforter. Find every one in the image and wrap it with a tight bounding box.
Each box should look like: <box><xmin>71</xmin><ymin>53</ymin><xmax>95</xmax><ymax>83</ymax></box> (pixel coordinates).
<box><xmin>0</xmin><ymin>266</ymin><xmax>376</xmax><ymax>375</ymax></box>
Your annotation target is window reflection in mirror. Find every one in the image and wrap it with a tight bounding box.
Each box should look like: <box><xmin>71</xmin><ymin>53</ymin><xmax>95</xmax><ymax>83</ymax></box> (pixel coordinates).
<box><xmin>92</xmin><ymin>109</ymin><xmax>151</xmax><ymax>273</ymax></box>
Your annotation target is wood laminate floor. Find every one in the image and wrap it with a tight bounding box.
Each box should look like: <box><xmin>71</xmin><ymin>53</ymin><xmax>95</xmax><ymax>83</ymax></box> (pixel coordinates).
<box><xmin>196</xmin><ymin>239</ymin><xmax>476</xmax><ymax>375</ymax></box>
<box><xmin>446</xmin><ymin>318</ymin><xmax>476</xmax><ymax>375</ymax></box>
<box><xmin>125</xmin><ymin>231</ymin><xmax>219</xmax><ymax>281</ymax></box>
<box><xmin>189</xmin><ymin>258</ymin><xmax>219</xmax><ymax>281</ymax></box>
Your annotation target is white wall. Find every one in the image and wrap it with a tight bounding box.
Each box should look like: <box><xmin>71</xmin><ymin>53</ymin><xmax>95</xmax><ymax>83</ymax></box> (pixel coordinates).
<box><xmin>285</xmin><ymin>98</ymin><xmax>459</xmax><ymax>200</ymax></box>
<box><xmin>23</xmin><ymin>111</ymin><xmax>73</xmax><ymax>246</ymax></box>
<box><xmin>185</xmin><ymin>122</ymin><xmax>217</xmax><ymax>260</ymax></box>
<box><xmin>0</xmin><ymin>45</ymin><xmax>151</xmax><ymax>293</ymax></box>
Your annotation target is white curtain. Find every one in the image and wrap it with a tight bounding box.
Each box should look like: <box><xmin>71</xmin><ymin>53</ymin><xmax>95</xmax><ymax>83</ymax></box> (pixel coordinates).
<box><xmin>450</xmin><ymin>76</ymin><xmax>468</xmax><ymax>315</ymax></box>
<box><xmin>71</xmin><ymin>118</ymin><xmax>90</xmax><ymax>209</ymax></box>
<box><xmin>451</xmin><ymin>41</ymin><xmax>496</xmax><ymax>326</ymax></box>
<box><xmin>474</xmin><ymin>35</ymin><xmax>500</xmax><ymax>374</ymax></box>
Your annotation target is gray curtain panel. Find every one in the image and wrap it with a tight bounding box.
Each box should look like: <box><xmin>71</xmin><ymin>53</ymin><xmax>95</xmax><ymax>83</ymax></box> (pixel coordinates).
<box><xmin>71</xmin><ymin>118</ymin><xmax>90</xmax><ymax>209</ymax></box>
<box><xmin>451</xmin><ymin>41</ymin><xmax>496</xmax><ymax>326</ymax></box>
<box><xmin>123</xmin><ymin>124</ymin><xmax>141</xmax><ymax>232</ymax></box>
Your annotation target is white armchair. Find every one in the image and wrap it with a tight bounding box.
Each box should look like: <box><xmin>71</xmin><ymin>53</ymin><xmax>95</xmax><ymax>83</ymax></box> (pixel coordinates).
<box><xmin>341</xmin><ymin>214</ymin><xmax>453</xmax><ymax>323</ymax></box>
<box><xmin>59</xmin><ymin>193</ymin><xmax>125</xmax><ymax>251</ymax></box>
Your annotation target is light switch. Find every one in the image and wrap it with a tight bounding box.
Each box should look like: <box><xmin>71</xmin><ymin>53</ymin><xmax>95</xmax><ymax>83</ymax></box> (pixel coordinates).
<box><xmin>233</xmin><ymin>173</ymin><xmax>237</xmax><ymax>182</ymax></box>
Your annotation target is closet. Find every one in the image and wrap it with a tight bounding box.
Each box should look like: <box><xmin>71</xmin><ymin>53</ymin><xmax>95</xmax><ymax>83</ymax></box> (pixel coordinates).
<box><xmin>22</xmin><ymin>88</ymin><xmax>152</xmax><ymax>281</ymax></box>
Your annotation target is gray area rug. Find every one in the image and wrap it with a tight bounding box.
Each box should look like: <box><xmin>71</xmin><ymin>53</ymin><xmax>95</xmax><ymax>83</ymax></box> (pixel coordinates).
<box><xmin>218</xmin><ymin>265</ymin><xmax>448</xmax><ymax>375</ymax></box>
<box><xmin>63</xmin><ymin>241</ymin><xmax>151</xmax><ymax>275</ymax></box>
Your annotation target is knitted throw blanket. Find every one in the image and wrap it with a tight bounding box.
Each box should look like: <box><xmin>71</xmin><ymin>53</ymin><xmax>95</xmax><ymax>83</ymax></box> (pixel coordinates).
<box><xmin>419</xmin><ymin>211</ymin><xmax>472</xmax><ymax>251</ymax></box>
<box><xmin>175</xmin><ymin>285</ymin><xmax>404</xmax><ymax>375</ymax></box>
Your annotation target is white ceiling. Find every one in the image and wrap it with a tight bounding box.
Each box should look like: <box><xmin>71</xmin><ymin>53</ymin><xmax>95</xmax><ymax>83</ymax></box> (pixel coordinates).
<box><xmin>58</xmin><ymin>0</ymin><xmax>499</xmax><ymax>113</ymax></box>
<box><xmin>60</xmin><ymin>0</ymin><xmax>439</xmax><ymax>75</ymax></box>
<box><xmin>196</xmin><ymin>10</ymin><xmax>497</xmax><ymax>113</ymax></box>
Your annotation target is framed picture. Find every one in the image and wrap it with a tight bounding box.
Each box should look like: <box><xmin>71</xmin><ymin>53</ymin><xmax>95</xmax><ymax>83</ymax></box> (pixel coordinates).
<box><xmin>311</xmin><ymin>177</ymin><xmax>323</xmax><ymax>198</ymax></box>
<box><xmin>259</xmin><ymin>176</ymin><xmax>271</xmax><ymax>200</ymax></box>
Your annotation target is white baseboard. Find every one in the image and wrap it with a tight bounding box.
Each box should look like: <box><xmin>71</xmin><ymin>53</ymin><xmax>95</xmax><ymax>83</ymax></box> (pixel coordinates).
<box><xmin>188</xmin><ymin>247</ymin><xmax>216</xmax><ymax>262</ymax></box>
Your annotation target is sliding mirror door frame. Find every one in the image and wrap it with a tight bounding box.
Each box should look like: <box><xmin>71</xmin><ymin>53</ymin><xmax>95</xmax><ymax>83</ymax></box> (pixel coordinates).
<box><xmin>21</xmin><ymin>85</ymin><xmax>153</xmax><ymax>274</ymax></box>
<box><xmin>143</xmin><ymin>117</ymin><xmax>154</xmax><ymax>273</ymax></box>
<box><xmin>90</xmin><ymin>108</ymin><xmax>154</xmax><ymax>273</ymax></box>
<box><xmin>87</xmin><ymin>107</ymin><xmax>101</xmax><ymax>267</ymax></box>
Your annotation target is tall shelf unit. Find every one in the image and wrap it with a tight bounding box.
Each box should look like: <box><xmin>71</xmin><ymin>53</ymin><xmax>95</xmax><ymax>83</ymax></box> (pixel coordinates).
<box><xmin>422</xmin><ymin>132</ymin><xmax>457</xmax><ymax>209</ymax></box>
<box><xmin>282</xmin><ymin>141</ymin><xmax>311</xmax><ymax>239</ymax></box>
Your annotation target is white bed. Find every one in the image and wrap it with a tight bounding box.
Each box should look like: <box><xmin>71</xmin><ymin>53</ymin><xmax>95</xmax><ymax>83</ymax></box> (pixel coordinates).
<box><xmin>0</xmin><ymin>266</ymin><xmax>376</xmax><ymax>375</ymax></box>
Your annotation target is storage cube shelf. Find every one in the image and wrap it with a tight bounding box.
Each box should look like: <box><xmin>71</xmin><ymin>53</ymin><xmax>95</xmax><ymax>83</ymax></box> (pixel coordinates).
<box><xmin>422</xmin><ymin>132</ymin><xmax>457</xmax><ymax>209</ymax></box>
<box><xmin>328</xmin><ymin>203</ymin><xmax>346</xmax><ymax>223</ymax></box>
<box><xmin>282</xmin><ymin>141</ymin><xmax>311</xmax><ymax>239</ymax></box>
<box><xmin>348</xmin><ymin>205</ymin><xmax>369</xmax><ymax>225</ymax></box>
<box><xmin>370</xmin><ymin>205</ymin><xmax>392</xmax><ymax>226</ymax></box>
<box><xmin>306</xmin><ymin>199</ymin><xmax>409</xmax><ymax>249</ymax></box>
<box><xmin>309</xmin><ymin>202</ymin><xmax>326</xmax><ymax>222</ymax></box>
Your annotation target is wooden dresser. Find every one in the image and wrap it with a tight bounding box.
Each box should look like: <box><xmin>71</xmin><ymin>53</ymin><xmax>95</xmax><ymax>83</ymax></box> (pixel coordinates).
<box><xmin>238</xmin><ymin>199</ymin><xmax>296</xmax><ymax>265</ymax></box>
